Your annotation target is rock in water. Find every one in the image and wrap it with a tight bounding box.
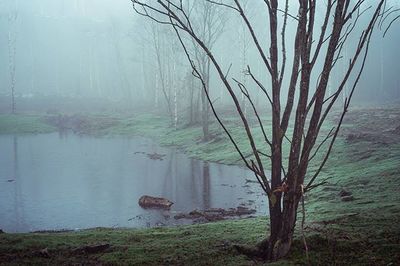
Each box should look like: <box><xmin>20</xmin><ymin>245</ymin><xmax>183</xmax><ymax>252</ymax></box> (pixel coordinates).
<box><xmin>341</xmin><ymin>195</ymin><xmax>354</xmax><ymax>202</ymax></box>
<box><xmin>138</xmin><ymin>195</ymin><xmax>174</xmax><ymax>209</ymax></box>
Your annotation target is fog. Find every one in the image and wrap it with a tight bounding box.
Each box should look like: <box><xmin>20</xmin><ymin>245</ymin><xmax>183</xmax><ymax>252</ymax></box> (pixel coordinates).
<box><xmin>0</xmin><ymin>0</ymin><xmax>139</xmax><ymax>109</ymax></box>
<box><xmin>1</xmin><ymin>0</ymin><xmax>399</xmax><ymax>113</ymax></box>
<box><xmin>0</xmin><ymin>1</ymin><xmax>400</xmax><ymax>263</ymax></box>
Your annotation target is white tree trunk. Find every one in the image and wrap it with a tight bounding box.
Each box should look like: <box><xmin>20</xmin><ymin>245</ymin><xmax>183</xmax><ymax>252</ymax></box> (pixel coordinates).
<box><xmin>8</xmin><ymin>3</ymin><xmax>17</xmax><ymax>114</ymax></box>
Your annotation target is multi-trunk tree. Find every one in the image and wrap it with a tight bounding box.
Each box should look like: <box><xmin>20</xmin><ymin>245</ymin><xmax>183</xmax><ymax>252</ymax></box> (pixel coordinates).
<box><xmin>132</xmin><ymin>0</ymin><xmax>392</xmax><ymax>261</ymax></box>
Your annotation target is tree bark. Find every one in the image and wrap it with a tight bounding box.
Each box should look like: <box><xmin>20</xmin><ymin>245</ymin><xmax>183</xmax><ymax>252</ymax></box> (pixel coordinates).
<box><xmin>270</xmin><ymin>192</ymin><xmax>300</xmax><ymax>260</ymax></box>
<box><xmin>200</xmin><ymin>57</ymin><xmax>210</xmax><ymax>140</ymax></box>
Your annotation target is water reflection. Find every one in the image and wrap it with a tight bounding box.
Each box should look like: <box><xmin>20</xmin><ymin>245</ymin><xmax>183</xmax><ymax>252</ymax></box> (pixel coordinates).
<box><xmin>0</xmin><ymin>133</ymin><xmax>267</xmax><ymax>233</ymax></box>
<box><xmin>202</xmin><ymin>162</ymin><xmax>210</xmax><ymax>209</ymax></box>
<box><xmin>12</xmin><ymin>135</ymin><xmax>23</xmax><ymax>232</ymax></box>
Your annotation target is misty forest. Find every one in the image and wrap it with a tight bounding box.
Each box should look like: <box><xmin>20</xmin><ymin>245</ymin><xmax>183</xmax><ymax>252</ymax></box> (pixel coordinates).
<box><xmin>0</xmin><ymin>0</ymin><xmax>400</xmax><ymax>265</ymax></box>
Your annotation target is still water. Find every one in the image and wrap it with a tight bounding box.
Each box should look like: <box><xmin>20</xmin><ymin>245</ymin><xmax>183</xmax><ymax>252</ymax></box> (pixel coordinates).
<box><xmin>0</xmin><ymin>133</ymin><xmax>267</xmax><ymax>233</ymax></box>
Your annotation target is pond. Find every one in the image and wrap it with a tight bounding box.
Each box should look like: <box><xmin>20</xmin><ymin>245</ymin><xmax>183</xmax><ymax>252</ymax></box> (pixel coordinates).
<box><xmin>0</xmin><ymin>133</ymin><xmax>267</xmax><ymax>233</ymax></box>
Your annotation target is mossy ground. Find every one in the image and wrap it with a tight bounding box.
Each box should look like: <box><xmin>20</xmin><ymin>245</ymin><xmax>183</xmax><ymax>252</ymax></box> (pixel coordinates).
<box><xmin>0</xmin><ymin>217</ymin><xmax>399</xmax><ymax>265</ymax></box>
<box><xmin>0</xmin><ymin>107</ymin><xmax>399</xmax><ymax>265</ymax></box>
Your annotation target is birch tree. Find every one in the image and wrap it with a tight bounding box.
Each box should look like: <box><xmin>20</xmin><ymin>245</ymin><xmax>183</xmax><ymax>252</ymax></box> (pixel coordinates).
<box><xmin>8</xmin><ymin>0</ymin><xmax>18</xmax><ymax>114</ymax></box>
<box><xmin>187</xmin><ymin>0</ymin><xmax>227</xmax><ymax>140</ymax></box>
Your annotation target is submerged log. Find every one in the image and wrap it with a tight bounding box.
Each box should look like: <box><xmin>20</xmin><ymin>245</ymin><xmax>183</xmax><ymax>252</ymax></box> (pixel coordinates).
<box><xmin>341</xmin><ymin>195</ymin><xmax>354</xmax><ymax>202</ymax></box>
<box><xmin>138</xmin><ymin>195</ymin><xmax>174</xmax><ymax>209</ymax></box>
<box><xmin>147</xmin><ymin>152</ymin><xmax>166</xmax><ymax>160</ymax></box>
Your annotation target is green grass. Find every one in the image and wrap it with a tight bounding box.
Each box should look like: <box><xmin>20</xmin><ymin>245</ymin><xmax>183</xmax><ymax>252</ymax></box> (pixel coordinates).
<box><xmin>1</xmin><ymin>109</ymin><xmax>399</xmax><ymax>265</ymax></box>
<box><xmin>0</xmin><ymin>114</ymin><xmax>55</xmax><ymax>134</ymax></box>
<box><xmin>1</xmin><ymin>217</ymin><xmax>399</xmax><ymax>265</ymax></box>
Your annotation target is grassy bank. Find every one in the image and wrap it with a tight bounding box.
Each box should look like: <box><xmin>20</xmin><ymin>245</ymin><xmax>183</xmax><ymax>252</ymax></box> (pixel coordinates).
<box><xmin>0</xmin><ymin>108</ymin><xmax>399</xmax><ymax>265</ymax></box>
<box><xmin>0</xmin><ymin>114</ymin><xmax>55</xmax><ymax>134</ymax></box>
<box><xmin>1</xmin><ymin>217</ymin><xmax>398</xmax><ymax>265</ymax></box>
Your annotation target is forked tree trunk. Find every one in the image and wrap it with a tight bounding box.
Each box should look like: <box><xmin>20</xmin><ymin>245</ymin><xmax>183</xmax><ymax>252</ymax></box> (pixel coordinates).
<box><xmin>238</xmin><ymin>189</ymin><xmax>300</xmax><ymax>261</ymax></box>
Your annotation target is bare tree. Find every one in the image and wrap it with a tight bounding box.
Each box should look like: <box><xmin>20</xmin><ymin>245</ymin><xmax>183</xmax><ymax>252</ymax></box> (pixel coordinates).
<box><xmin>235</xmin><ymin>0</ymin><xmax>252</xmax><ymax>118</ymax></box>
<box><xmin>109</xmin><ymin>18</ymin><xmax>134</xmax><ymax>105</ymax></box>
<box><xmin>184</xmin><ymin>70</ymin><xmax>198</xmax><ymax>124</ymax></box>
<box><xmin>132</xmin><ymin>0</ymin><xmax>391</xmax><ymax>261</ymax></box>
<box><xmin>149</xmin><ymin>22</ymin><xmax>174</xmax><ymax>121</ymax></box>
<box><xmin>187</xmin><ymin>0</ymin><xmax>227</xmax><ymax>140</ymax></box>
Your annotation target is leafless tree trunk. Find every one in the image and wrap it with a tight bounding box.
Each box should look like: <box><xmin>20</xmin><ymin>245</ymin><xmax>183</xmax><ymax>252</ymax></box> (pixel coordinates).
<box><xmin>188</xmin><ymin>72</ymin><xmax>196</xmax><ymax>124</ymax></box>
<box><xmin>188</xmin><ymin>0</ymin><xmax>227</xmax><ymax>140</ymax></box>
<box><xmin>29</xmin><ymin>38</ymin><xmax>36</xmax><ymax>95</ymax></box>
<box><xmin>379</xmin><ymin>41</ymin><xmax>384</xmax><ymax>92</ymax></box>
<box><xmin>132</xmin><ymin>0</ymin><xmax>391</xmax><ymax>261</ymax></box>
<box><xmin>155</xmin><ymin>72</ymin><xmax>160</xmax><ymax>108</ymax></box>
<box><xmin>199</xmin><ymin>56</ymin><xmax>211</xmax><ymax>139</ymax></box>
<box><xmin>237</xmin><ymin>0</ymin><xmax>252</xmax><ymax>118</ymax></box>
<box><xmin>172</xmin><ymin>60</ymin><xmax>178</xmax><ymax>129</ymax></box>
<box><xmin>110</xmin><ymin>19</ymin><xmax>133</xmax><ymax>105</ymax></box>
<box><xmin>8</xmin><ymin>2</ymin><xmax>18</xmax><ymax>114</ymax></box>
<box><xmin>150</xmin><ymin>22</ymin><xmax>174</xmax><ymax>123</ymax></box>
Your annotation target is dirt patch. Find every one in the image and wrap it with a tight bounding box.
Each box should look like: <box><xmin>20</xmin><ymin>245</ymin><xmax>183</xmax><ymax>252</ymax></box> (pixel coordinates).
<box><xmin>334</xmin><ymin>108</ymin><xmax>400</xmax><ymax>145</ymax></box>
<box><xmin>393</xmin><ymin>125</ymin><xmax>400</xmax><ymax>135</ymax></box>
<box><xmin>45</xmin><ymin>114</ymin><xmax>118</xmax><ymax>134</ymax></box>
